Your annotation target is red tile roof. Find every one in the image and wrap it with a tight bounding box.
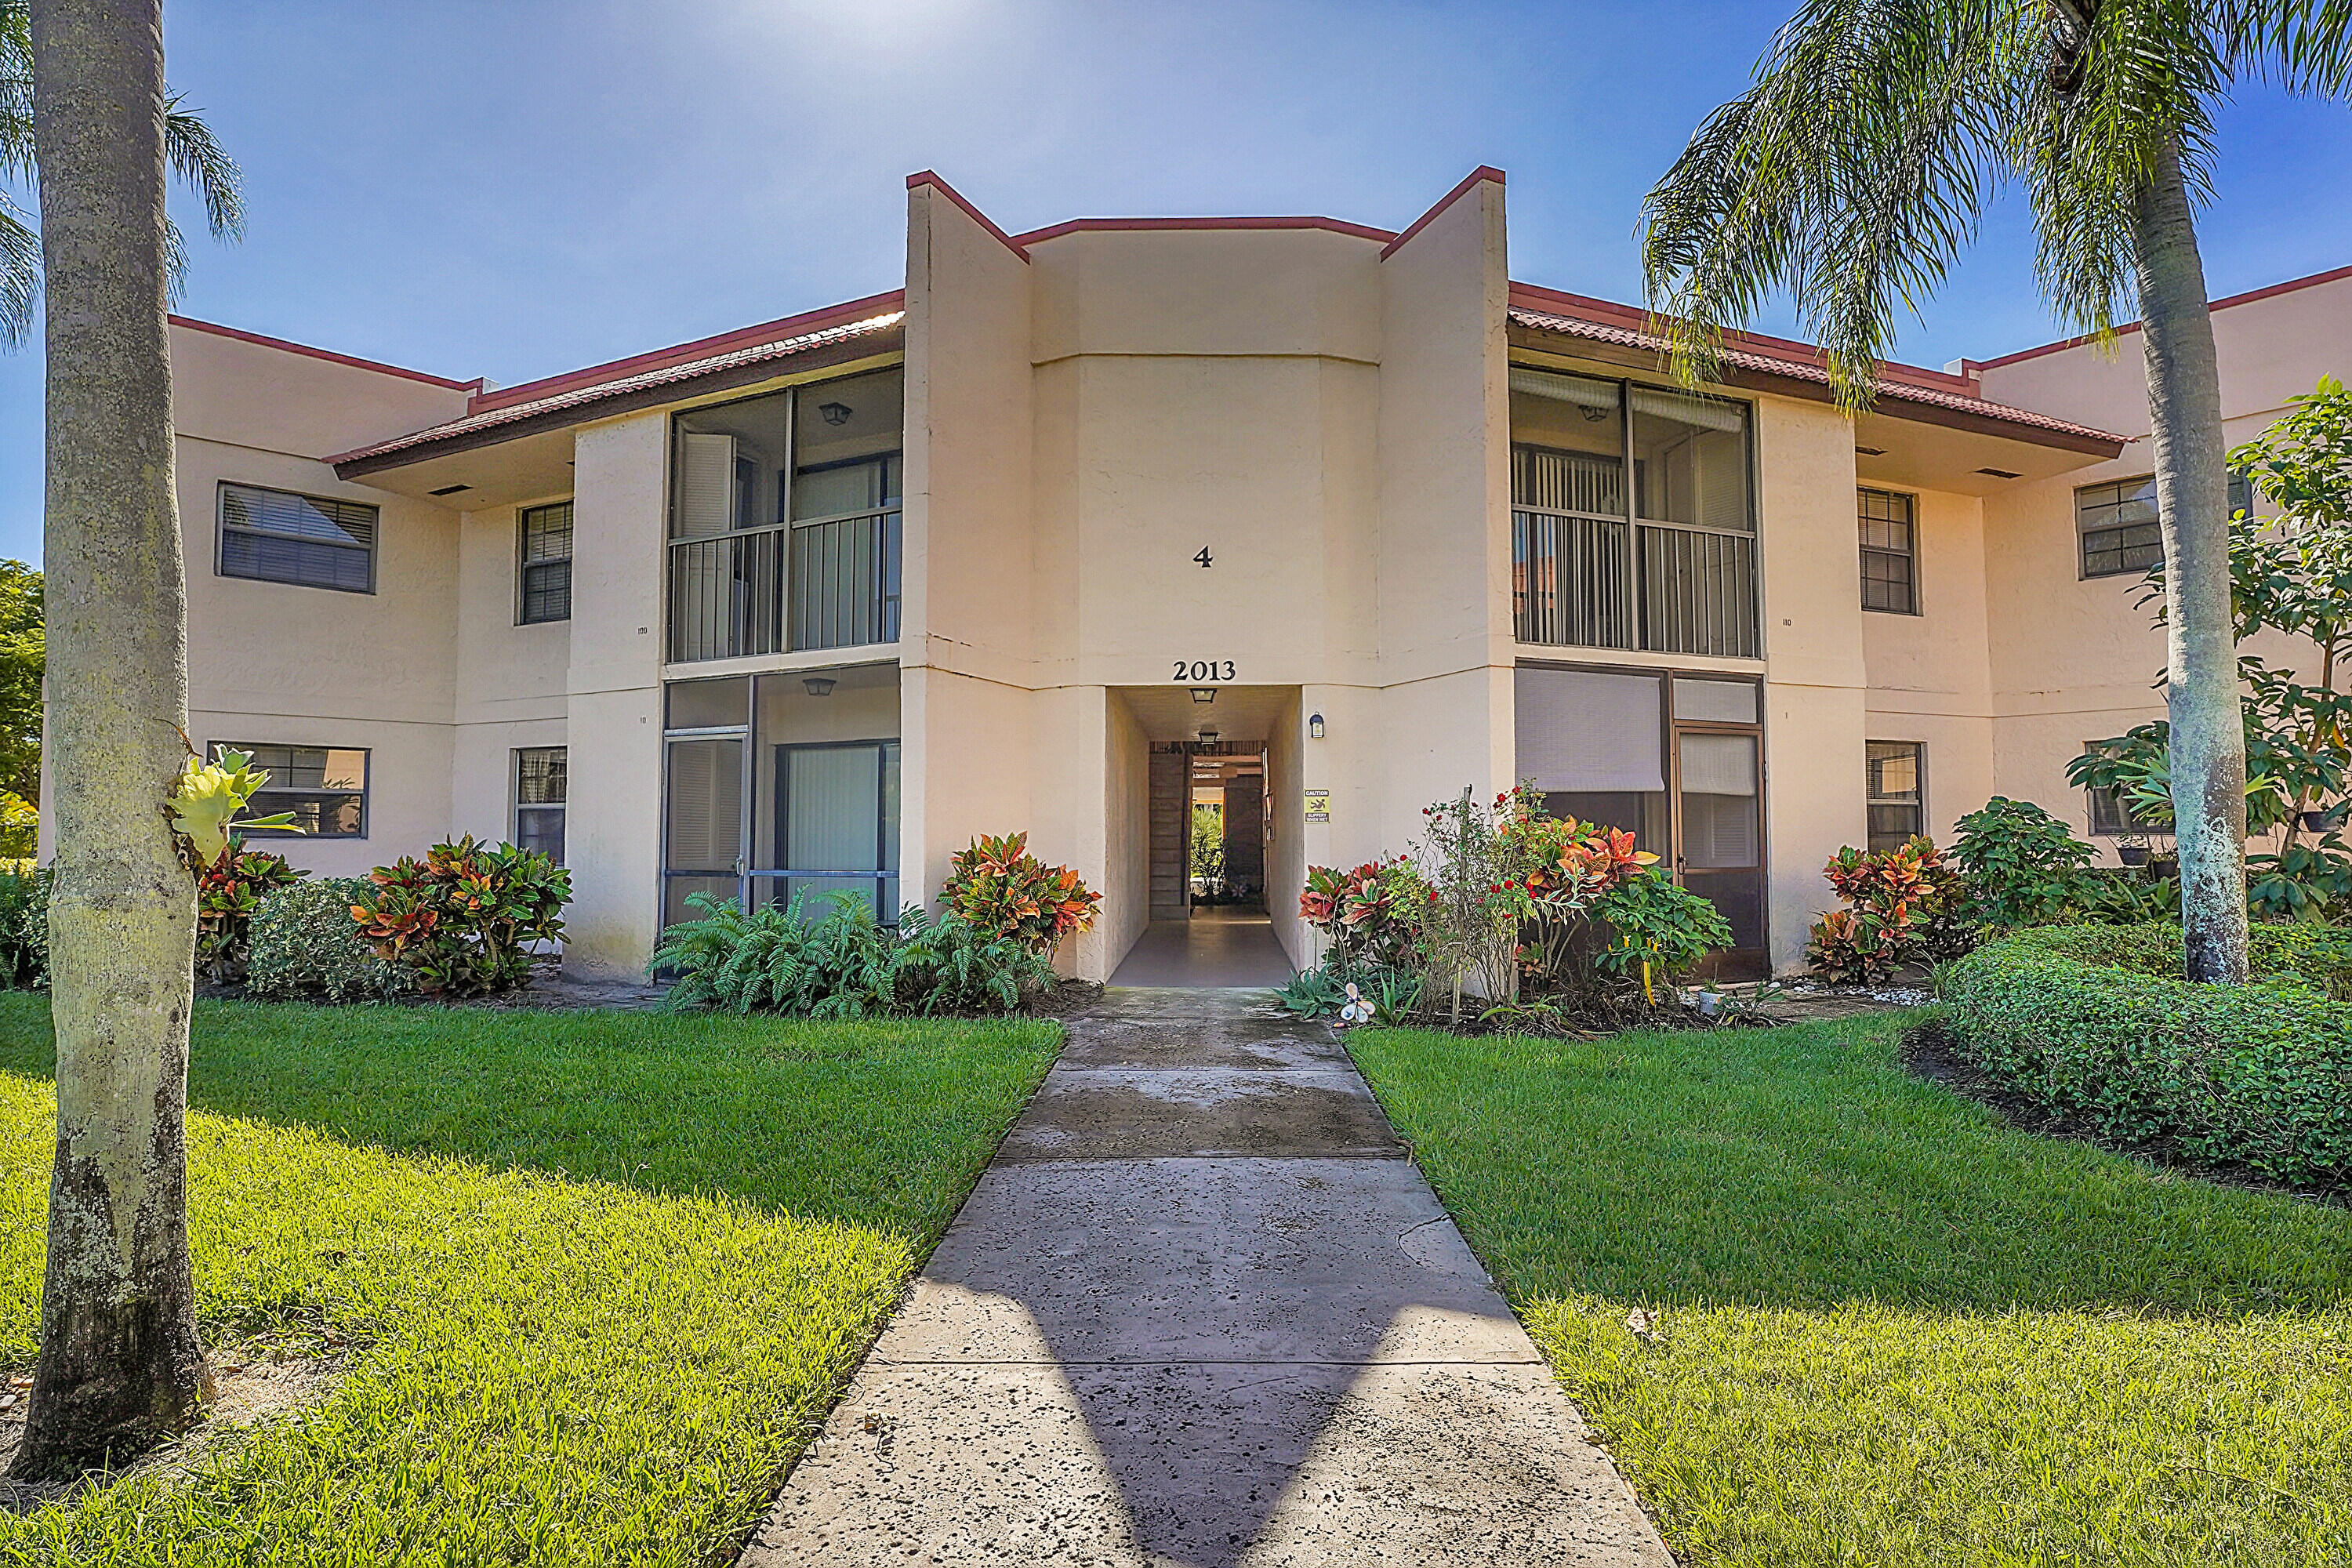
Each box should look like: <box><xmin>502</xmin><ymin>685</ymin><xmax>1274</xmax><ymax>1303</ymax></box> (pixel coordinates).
<box><xmin>328</xmin><ymin>299</ymin><xmax>905</xmax><ymax>468</ymax></box>
<box><xmin>1508</xmin><ymin>285</ymin><xmax>2126</xmax><ymax>450</ymax></box>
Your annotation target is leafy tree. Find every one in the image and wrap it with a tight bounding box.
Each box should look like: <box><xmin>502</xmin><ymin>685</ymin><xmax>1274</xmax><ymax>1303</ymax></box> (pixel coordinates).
<box><xmin>10</xmin><ymin>0</ymin><xmax>207</xmax><ymax>1480</ymax></box>
<box><xmin>2</xmin><ymin>0</ymin><xmax>242</xmax><ymax>343</ymax></box>
<box><xmin>0</xmin><ymin>557</ymin><xmax>37</xmax><ymax>855</ymax></box>
<box><xmin>1639</xmin><ymin>1</ymin><xmax>2352</xmax><ymax>984</ymax></box>
<box><xmin>1189</xmin><ymin>802</ymin><xmax>1224</xmax><ymax>883</ymax></box>
<box><xmin>2071</xmin><ymin>376</ymin><xmax>2352</xmax><ymax>919</ymax></box>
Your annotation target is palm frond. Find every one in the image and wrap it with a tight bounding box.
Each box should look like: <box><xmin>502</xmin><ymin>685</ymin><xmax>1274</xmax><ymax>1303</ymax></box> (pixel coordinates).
<box><xmin>163</xmin><ymin>93</ymin><xmax>241</xmax><ymax>241</ymax></box>
<box><xmin>0</xmin><ymin>191</ymin><xmax>34</xmax><ymax>347</ymax></box>
<box><xmin>1640</xmin><ymin>0</ymin><xmax>2016</xmax><ymax>412</ymax></box>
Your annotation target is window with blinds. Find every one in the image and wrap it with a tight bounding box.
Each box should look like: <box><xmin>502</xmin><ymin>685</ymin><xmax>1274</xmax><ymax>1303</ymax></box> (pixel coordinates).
<box><xmin>1867</xmin><ymin>741</ymin><xmax>1925</xmax><ymax>851</ymax></box>
<box><xmin>217</xmin><ymin>483</ymin><xmax>377</xmax><ymax>593</ymax></box>
<box><xmin>518</xmin><ymin>501</ymin><xmax>572</xmax><ymax>624</ymax></box>
<box><xmin>514</xmin><ymin>746</ymin><xmax>567</xmax><ymax>862</ymax></box>
<box><xmin>1858</xmin><ymin>488</ymin><xmax>1917</xmax><ymax>614</ymax></box>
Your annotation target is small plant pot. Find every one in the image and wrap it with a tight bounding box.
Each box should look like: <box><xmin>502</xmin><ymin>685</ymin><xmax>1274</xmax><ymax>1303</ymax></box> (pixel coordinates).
<box><xmin>2118</xmin><ymin>845</ymin><xmax>2151</xmax><ymax>868</ymax></box>
<box><xmin>2151</xmin><ymin>856</ymin><xmax>2180</xmax><ymax>881</ymax></box>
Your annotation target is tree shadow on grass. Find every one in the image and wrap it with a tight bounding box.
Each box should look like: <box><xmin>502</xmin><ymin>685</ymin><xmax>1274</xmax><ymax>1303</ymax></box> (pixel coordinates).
<box><xmin>1346</xmin><ymin>1014</ymin><xmax>2352</xmax><ymax>1317</ymax></box>
<box><xmin>0</xmin><ymin>995</ymin><xmax>1058</xmax><ymax>1247</ymax></box>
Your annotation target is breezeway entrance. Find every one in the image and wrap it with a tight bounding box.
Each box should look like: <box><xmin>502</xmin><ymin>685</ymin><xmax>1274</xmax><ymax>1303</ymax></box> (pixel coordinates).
<box><xmin>1109</xmin><ymin>685</ymin><xmax>1301</xmax><ymax>987</ymax></box>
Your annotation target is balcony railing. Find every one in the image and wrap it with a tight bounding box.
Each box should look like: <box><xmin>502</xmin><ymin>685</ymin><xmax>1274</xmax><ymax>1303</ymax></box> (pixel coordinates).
<box><xmin>669</xmin><ymin>508</ymin><xmax>902</xmax><ymax>663</ymax></box>
<box><xmin>1514</xmin><ymin>506</ymin><xmax>1759</xmax><ymax>659</ymax></box>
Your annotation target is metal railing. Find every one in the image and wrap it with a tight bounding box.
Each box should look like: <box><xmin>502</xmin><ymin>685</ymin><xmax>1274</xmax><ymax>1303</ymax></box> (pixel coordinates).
<box><xmin>1513</xmin><ymin>506</ymin><xmax>1759</xmax><ymax>659</ymax></box>
<box><xmin>668</xmin><ymin>508</ymin><xmax>901</xmax><ymax>663</ymax></box>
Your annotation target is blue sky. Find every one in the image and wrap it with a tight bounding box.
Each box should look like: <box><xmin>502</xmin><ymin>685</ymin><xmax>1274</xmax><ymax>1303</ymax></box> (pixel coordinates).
<box><xmin>3</xmin><ymin>0</ymin><xmax>2350</xmax><ymax>564</ymax></box>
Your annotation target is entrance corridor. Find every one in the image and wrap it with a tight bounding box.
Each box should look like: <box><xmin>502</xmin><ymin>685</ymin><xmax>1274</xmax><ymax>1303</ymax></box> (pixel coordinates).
<box><xmin>1109</xmin><ymin>906</ymin><xmax>1295</xmax><ymax>988</ymax></box>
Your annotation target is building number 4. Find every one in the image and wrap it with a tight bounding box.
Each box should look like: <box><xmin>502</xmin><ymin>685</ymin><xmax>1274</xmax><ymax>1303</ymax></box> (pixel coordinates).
<box><xmin>1195</xmin><ymin>546</ymin><xmax>1213</xmax><ymax>568</ymax></box>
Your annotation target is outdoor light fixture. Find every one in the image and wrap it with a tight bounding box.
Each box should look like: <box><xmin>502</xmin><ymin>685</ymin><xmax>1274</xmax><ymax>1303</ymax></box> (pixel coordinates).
<box><xmin>818</xmin><ymin>401</ymin><xmax>853</xmax><ymax>426</ymax></box>
<box><xmin>1190</xmin><ymin>686</ymin><xmax>1217</xmax><ymax>703</ymax></box>
<box><xmin>1198</xmin><ymin>728</ymin><xmax>1219</xmax><ymax>743</ymax></box>
<box><xmin>803</xmin><ymin>676</ymin><xmax>837</xmax><ymax>697</ymax></box>
<box><xmin>1309</xmin><ymin>713</ymin><xmax>1326</xmax><ymax>739</ymax></box>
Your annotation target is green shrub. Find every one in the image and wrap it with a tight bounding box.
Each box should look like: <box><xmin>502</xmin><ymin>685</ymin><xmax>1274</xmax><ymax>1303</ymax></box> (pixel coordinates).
<box><xmin>247</xmin><ymin>877</ymin><xmax>413</xmax><ymax>1003</ymax></box>
<box><xmin>1949</xmin><ymin>797</ymin><xmax>2098</xmax><ymax>927</ymax></box>
<box><xmin>351</xmin><ymin>837</ymin><xmax>570</xmax><ymax>996</ymax></box>
<box><xmin>0</xmin><ymin>867</ymin><xmax>45</xmax><ymax>990</ymax></box>
<box><xmin>649</xmin><ymin>894</ymin><xmax>1049</xmax><ymax>1018</ymax></box>
<box><xmin>1940</xmin><ymin>923</ymin><xmax>2352</xmax><ymax>1186</ymax></box>
<box><xmin>1592</xmin><ymin>870</ymin><xmax>1734</xmax><ymax>998</ymax></box>
<box><xmin>890</xmin><ymin>905</ymin><xmax>1056</xmax><ymax>1014</ymax></box>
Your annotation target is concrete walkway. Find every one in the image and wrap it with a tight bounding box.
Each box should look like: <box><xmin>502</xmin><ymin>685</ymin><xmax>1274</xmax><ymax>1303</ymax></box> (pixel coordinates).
<box><xmin>745</xmin><ymin>987</ymin><xmax>1671</xmax><ymax>1567</ymax></box>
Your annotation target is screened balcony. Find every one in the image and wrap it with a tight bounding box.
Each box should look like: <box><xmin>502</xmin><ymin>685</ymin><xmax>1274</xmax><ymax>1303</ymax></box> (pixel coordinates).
<box><xmin>668</xmin><ymin>367</ymin><xmax>903</xmax><ymax>663</ymax></box>
<box><xmin>1510</xmin><ymin>368</ymin><xmax>1761</xmax><ymax>660</ymax></box>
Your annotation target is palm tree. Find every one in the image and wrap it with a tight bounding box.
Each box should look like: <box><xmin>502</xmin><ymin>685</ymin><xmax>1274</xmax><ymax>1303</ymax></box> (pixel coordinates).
<box><xmin>2</xmin><ymin>0</ymin><xmax>241</xmax><ymax>344</ymax></box>
<box><xmin>1641</xmin><ymin>0</ymin><xmax>2352</xmax><ymax>985</ymax></box>
<box><xmin>9</xmin><ymin>0</ymin><xmax>207</xmax><ymax>1479</ymax></box>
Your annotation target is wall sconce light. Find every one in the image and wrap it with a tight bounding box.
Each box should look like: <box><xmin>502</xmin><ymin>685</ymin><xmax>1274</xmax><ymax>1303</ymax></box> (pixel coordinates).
<box><xmin>1197</xmin><ymin>728</ymin><xmax>1219</xmax><ymax>744</ymax></box>
<box><xmin>1308</xmin><ymin>713</ymin><xmax>1326</xmax><ymax>739</ymax></box>
<box><xmin>803</xmin><ymin>676</ymin><xmax>837</xmax><ymax>697</ymax></box>
<box><xmin>818</xmin><ymin>401</ymin><xmax>853</xmax><ymax>426</ymax></box>
<box><xmin>1190</xmin><ymin>687</ymin><xmax>1217</xmax><ymax>704</ymax></box>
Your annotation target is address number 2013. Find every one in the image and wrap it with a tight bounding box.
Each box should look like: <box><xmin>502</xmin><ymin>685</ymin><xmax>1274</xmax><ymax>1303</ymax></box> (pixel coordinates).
<box><xmin>1174</xmin><ymin>659</ymin><xmax>1236</xmax><ymax>682</ymax></box>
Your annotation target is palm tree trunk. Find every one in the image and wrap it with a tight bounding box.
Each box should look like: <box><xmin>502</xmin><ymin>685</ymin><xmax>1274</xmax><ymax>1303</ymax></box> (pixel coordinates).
<box><xmin>2130</xmin><ymin>136</ymin><xmax>2249</xmax><ymax>986</ymax></box>
<box><xmin>9</xmin><ymin>0</ymin><xmax>206</xmax><ymax>1481</ymax></box>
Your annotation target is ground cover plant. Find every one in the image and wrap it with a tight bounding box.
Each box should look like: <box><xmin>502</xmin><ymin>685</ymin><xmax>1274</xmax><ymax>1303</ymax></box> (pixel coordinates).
<box><xmin>1347</xmin><ymin>1014</ymin><xmax>2352</xmax><ymax>1568</ymax></box>
<box><xmin>0</xmin><ymin>995</ymin><xmax>1058</xmax><ymax>1563</ymax></box>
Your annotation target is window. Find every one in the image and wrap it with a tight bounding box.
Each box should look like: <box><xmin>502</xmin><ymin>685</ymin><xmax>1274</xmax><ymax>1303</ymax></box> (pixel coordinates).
<box><xmin>1867</xmin><ymin>741</ymin><xmax>1925</xmax><ymax>851</ymax></box>
<box><xmin>1858</xmin><ymin>488</ymin><xmax>1918</xmax><ymax>614</ymax></box>
<box><xmin>218</xmin><ymin>483</ymin><xmax>376</xmax><ymax>593</ymax></box>
<box><xmin>2078</xmin><ymin>473</ymin><xmax>2254</xmax><ymax>579</ymax></box>
<box><xmin>215</xmin><ymin>742</ymin><xmax>368</xmax><ymax>837</ymax></box>
<box><xmin>517</xmin><ymin>501</ymin><xmax>572</xmax><ymax>623</ymax></box>
<box><xmin>514</xmin><ymin>746</ymin><xmax>566</xmax><ymax>862</ymax></box>
<box><xmin>2083</xmin><ymin>742</ymin><xmax>2161</xmax><ymax>835</ymax></box>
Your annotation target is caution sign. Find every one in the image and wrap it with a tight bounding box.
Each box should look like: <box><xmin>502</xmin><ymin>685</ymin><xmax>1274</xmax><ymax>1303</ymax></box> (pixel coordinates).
<box><xmin>1304</xmin><ymin>789</ymin><xmax>1330</xmax><ymax>823</ymax></box>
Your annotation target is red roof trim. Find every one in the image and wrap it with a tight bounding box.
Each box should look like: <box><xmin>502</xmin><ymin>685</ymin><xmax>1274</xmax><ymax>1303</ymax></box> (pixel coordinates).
<box><xmin>168</xmin><ymin>315</ymin><xmax>483</xmax><ymax>393</ymax></box>
<box><xmin>1967</xmin><ymin>260</ymin><xmax>2352</xmax><ymax>372</ymax></box>
<box><xmin>906</xmin><ymin>170</ymin><xmax>1030</xmax><ymax>262</ymax></box>
<box><xmin>1505</xmin><ymin>283</ymin><xmax>1982</xmax><ymax>397</ymax></box>
<box><xmin>1381</xmin><ymin>166</ymin><xmax>1505</xmax><ymax>260</ymax></box>
<box><xmin>1012</xmin><ymin>213</ymin><xmax>1396</xmax><ymax>248</ymax></box>
<box><xmin>466</xmin><ymin>290</ymin><xmax>906</xmax><ymax>413</ymax></box>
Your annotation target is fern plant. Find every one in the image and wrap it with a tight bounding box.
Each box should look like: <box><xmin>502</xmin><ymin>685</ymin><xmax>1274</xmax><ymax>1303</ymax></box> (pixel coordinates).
<box><xmin>891</xmin><ymin>906</ymin><xmax>1054</xmax><ymax>1014</ymax></box>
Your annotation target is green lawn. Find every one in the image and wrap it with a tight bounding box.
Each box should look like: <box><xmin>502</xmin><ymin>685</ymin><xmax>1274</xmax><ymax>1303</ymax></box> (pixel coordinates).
<box><xmin>0</xmin><ymin>996</ymin><xmax>1058</xmax><ymax>1566</ymax></box>
<box><xmin>1348</xmin><ymin>1012</ymin><xmax>2352</xmax><ymax>1568</ymax></box>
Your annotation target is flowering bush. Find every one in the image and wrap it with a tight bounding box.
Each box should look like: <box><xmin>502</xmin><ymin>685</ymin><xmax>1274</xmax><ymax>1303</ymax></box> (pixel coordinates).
<box><xmin>941</xmin><ymin>833</ymin><xmax>1101</xmax><ymax>956</ymax></box>
<box><xmin>195</xmin><ymin>841</ymin><xmax>303</xmax><ymax>984</ymax></box>
<box><xmin>350</xmin><ymin>836</ymin><xmax>571</xmax><ymax>997</ymax></box>
<box><xmin>1806</xmin><ymin>835</ymin><xmax>1968</xmax><ymax>985</ymax></box>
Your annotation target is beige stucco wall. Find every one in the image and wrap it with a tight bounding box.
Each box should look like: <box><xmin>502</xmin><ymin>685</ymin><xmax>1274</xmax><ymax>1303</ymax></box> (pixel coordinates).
<box><xmin>1972</xmin><ymin>272</ymin><xmax>2352</xmax><ymax>853</ymax></box>
<box><xmin>164</xmin><ymin>322</ymin><xmax>471</xmax><ymax>880</ymax></box>
<box><xmin>562</xmin><ymin>412</ymin><xmax>666</xmax><ymax>976</ymax></box>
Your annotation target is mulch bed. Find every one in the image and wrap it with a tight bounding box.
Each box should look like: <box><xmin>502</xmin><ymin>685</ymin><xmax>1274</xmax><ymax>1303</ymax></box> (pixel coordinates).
<box><xmin>1900</xmin><ymin>1018</ymin><xmax>2347</xmax><ymax>1207</ymax></box>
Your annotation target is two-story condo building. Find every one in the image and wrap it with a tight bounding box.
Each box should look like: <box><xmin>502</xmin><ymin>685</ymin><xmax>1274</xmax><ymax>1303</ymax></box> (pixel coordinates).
<box><xmin>127</xmin><ymin>167</ymin><xmax>2352</xmax><ymax>982</ymax></box>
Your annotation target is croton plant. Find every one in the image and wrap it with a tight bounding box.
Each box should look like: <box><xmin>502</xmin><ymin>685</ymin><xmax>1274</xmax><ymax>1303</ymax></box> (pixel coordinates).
<box><xmin>940</xmin><ymin>832</ymin><xmax>1102</xmax><ymax>956</ymax></box>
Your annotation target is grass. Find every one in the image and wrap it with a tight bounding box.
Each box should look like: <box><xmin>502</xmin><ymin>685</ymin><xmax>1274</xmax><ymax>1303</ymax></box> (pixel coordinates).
<box><xmin>1347</xmin><ymin>1011</ymin><xmax>2352</xmax><ymax>1568</ymax></box>
<box><xmin>0</xmin><ymin>995</ymin><xmax>1059</xmax><ymax>1566</ymax></box>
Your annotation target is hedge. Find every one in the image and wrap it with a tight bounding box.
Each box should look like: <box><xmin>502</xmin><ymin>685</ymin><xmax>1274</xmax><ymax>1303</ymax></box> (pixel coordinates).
<box><xmin>247</xmin><ymin>877</ymin><xmax>414</xmax><ymax>1003</ymax></box>
<box><xmin>1940</xmin><ymin>923</ymin><xmax>2352</xmax><ymax>1188</ymax></box>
